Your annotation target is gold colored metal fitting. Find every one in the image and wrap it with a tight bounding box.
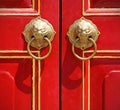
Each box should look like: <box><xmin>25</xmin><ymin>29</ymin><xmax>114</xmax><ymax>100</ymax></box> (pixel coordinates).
<box><xmin>67</xmin><ymin>17</ymin><xmax>100</xmax><ymax>50</ymax></box>
<box><xmin>67</xmin><ymin>17</ymin><xmax>100</xmax><ymax>60</ymax></box>
<box><xmin>27</xmin><ymin>37</ymin><xmax>52</xmax><ymax>60</ymax></box>
<box><xmin>23</xmin><ymin>17</ymin><xmax>56</xmax><ymax>60</ymax></box>
<box><xmin>23</xmin><ymin>17</ymin><xmax>55</xmax><ymax>50</ymax></box>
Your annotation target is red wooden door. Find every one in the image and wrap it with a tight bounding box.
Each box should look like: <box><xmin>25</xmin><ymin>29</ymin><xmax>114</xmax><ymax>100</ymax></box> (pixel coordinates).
<box><xmin>0</xmin><ymin>0</ymin><xmax>59</xmax><ymax>110</ymax></box>
<box><xmin>1</xmin><ymin>0</ymin><xmax>120</xmax><ymax>110</ymax></box>
<box><xmin>62</xmin><ymin>0</ymin><xmax>120</xmax><ymax>110</ymax></box>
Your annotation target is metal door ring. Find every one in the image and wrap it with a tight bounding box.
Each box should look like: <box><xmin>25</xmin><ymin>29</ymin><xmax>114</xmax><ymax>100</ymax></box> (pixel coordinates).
<box><xmin>72</xmin><ymin>38</ymin><xmax>97</xmax><ymax>60</ymax></box>
<box><xmin>27</xmin><ymin>37</ymin><xmax>52</xmax><ymax>60</ymax></box>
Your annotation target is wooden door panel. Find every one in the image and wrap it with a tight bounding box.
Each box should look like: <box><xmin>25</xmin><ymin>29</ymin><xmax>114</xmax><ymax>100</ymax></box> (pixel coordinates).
<box><xmin>0</xmin><ymin>0</ymin><xmax>32</xmax><ymax>8</ymax></box>
<box><xmin>90</xmin><ymin>0</ymin><xmax>120</xmax><ymax>8</ymax></box>
<box><xmin>40</xmin><ymin>0</ymin><xmax>59</xmax><ymax>110</ymax></box>
<box><xmin>104</xmin><ymin>71</ymin><xmax>120</xmax><ymax>110</ymax></box>
<box><xmin>89</xmin><ymin>58</ymin><xmax>120</xmax><ymax>110</ymax></box>
<box><xmin>0</xmin><ymin>58</ymin><xmax>32</xmax><ymax>110</ymax></box>
<box><xmin>86</xmin><ymin>17</ymin><xmax>120</xmax><ymax>50</ymax></box>
<box><xmin>0</xmin><ymin>0</ymin><xmax>59</xmax><ymax>110</ymax></box>
<box><xmin>0</xmin><ymin>17</ymin><xmax>33</xmax><ymax>50</ymax></box>
<box><xmin>0</xmin><ymin>0</ymin><xmax>40</xmax><ymax>15</ymax></box>
<box><xmin>62</xmin><ymin>0</ymin><xmax>120</xmax><ymax>110</ymax></box>
<box><xmin>62</xmin><ymin>0</ymin><xmax>83</xmax><ymax>110</ymax></box>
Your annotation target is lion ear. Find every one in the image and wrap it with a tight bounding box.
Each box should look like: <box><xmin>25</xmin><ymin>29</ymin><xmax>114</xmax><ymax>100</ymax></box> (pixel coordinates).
<box><xmin>22</xmin><ymin>31</ymin><xmax>26</xmax><ymax>37</ymax></box>
<box><xmin>80</xmin><ymin>17</ymin><xmax>85</xmax><ymax>20</ymax></box>
<box><xmin>37</xmin><ymin>16</ymin><xmax>41</xmax><ymax>19</ymax></box>
<box><xmin>22</xmin><ymin>30</ymin><xmax>28</xmax><ymax>41</ymax></box>
<box><xmin>22</xmin><ymin>29</ymin><xmax>32</xmax><ymax>42</ymax></box>
<box><xmin>67</xmin><ymin>31</ymin><xmax>70</xmax><ymax>37</ymax></box>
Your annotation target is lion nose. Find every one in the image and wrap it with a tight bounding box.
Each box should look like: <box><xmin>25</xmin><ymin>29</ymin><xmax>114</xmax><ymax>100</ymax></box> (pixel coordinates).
<box><xmin>37</xmin><ymin>43</ymin><xmax>42</xmax><ymax>50</ymax></box>
<box><xmin>81</xmin><ymin>45</ymin><xmax>85</xmax><ymax>50</ymax></box>
<box><xmin>82</xmin><ymin>31</ymin><xmax>87</xmax><ymax>36</ymax></box>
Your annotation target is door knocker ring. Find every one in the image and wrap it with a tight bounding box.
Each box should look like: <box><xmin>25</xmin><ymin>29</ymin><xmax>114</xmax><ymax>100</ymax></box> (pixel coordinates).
<box><xmin>72</xmin><ymin>37</ymin><xmax>97</xmax><ymax>60</ymax></box>
<box><xmin>27</xmin><ymin>37</ymin><xmax>52</xmax><ymax>60</ymax></box>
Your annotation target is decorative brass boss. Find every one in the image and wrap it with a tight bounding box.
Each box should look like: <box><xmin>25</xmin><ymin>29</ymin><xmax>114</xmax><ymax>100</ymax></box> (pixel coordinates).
<box><xmin>67</xmin><ymin>17</ymin><xmax>100</xmax><ymax>60</ymax></box>
<box><xmin>23</xmin><ymin>17</ymin><xmax>56</xmax><ymax>60</ymax></box>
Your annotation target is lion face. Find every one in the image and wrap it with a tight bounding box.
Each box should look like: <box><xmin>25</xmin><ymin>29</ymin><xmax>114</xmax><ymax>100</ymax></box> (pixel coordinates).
<box><xmin>67</xmin><ymin>17</ymin><xmax>100</xmax><ymax>50</ymax></box>
<box><xmin>23</xmin><ymin>17</ymin><xmax>56</xmax><ymax>50</ymax></box>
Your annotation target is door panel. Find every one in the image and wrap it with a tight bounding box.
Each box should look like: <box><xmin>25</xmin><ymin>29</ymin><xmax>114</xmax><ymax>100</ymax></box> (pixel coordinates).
<box><xmin>89</xmin><ymin>58</ymin><xmax>120</xmax><ymax>110</ymax></box>
<box><xmin>40</xmin><ymin>0</ymin><xmax>59</xmax><ymax>109</ymax></box>
<box><xmin>62</xmin><ymin>0</ymin><xmax>120</xmax><ymax>110</ymax></box>
<box><xmin>0</xmin><ymin>0</ymin><xmax>59</xmax><ymax>110</ymax></box>
<box><xmin>90</xmin><ymin>0</ymin><xmax>120</xmax><ymax>8</ymax></box>
<box><xmin>62</xmin><ymin>1</ymin><xmax>83</xmax><ymax>110</ymax></box>
<box><xmin>0</xmin><ymin>0</ymin><xmax>32</xmax><ymax>8</ymax></box>
<box><xmin>0</xmin><ymin>0</ymin><xmax>40</xmax><ymax>16</ymax></box>
<box><xmin>0</xmin><ymin>58</ymin><xmax>32</xmax><ymax>110</ymax></box>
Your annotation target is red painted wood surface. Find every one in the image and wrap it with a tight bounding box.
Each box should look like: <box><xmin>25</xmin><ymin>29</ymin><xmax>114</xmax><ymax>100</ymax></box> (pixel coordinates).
<box><xmin>0</xmin><ymin>0</ymin><xmax>32</xmax><ymax>8</ymax></box>
<box><xmin>40</xmin><ymin>0</ymin><xmax>59</xmax><ymax>110</ymax></box>
<box><xmin>62</xmin><ymin>0</ymin><xmax>120</xmax><ymax>110</ymax></box>
<box><xmin>62</xmin><ymin>1</ymin><xmax>83</xmax><ymax>110</ymax></box>
<box><xmin>0</xmin><ymin>0</ymin><xmax>59</xmax><ymax>110</ymax></box>
<box><xmin>90</xmin><ymin>58</ymin><xmax>120</xmax><ymax>110</ymax></box>
<box><xmin>91</xmin><ymin>0</ymin><xmax>120</xmax><ymax>8</ymax></box>
<box><xmin>0</xmin><ymin>0</ymin><xmax>120</xmax><ymax>110</ymax></box>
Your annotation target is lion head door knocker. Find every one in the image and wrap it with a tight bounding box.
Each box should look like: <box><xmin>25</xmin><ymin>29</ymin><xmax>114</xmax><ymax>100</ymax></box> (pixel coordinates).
<box><xmin>23</xmin><ymin>17</ymin><xmax>56</xmax><ymax>60</ymax></box>
<box><xmin>67</xmin><ymin>17</ymin><xmax>100</xmax><ymax>60</ymax></box>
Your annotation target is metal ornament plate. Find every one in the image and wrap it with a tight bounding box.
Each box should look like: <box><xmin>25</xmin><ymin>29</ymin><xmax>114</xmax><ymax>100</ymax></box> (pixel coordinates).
<box><xmin>67</xmin><ymin>17</ymin><xmax>100</xmax><ymax>50</ymax></box>
<box><xmin>23</xmin><ymin>17</ymin><xmax>56</xmax><ymax>50</ymax></box>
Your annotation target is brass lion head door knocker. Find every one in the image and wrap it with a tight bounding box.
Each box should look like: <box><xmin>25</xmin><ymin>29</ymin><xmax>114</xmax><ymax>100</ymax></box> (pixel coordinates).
<box><xmin>23</xmin><ymin>17</ymin><xmax>56</xmax><ymax>60</ymax></box>
<box><xmin>67</xmin><ymin>17</ymin><xmax>100</xmax><ymax>60</ymax></box>
<box><xmin>22</xmin><ymin>17</ymin><xmax>56</xmax><ymax>110</ymax></box>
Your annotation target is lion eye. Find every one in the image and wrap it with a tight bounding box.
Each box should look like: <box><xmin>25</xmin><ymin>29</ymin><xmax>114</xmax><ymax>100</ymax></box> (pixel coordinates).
<box><xmin>44</xmin><ymin>35</ymin><xmax>48</xmax><ymax>38</ymax></box>
<box><xmin>86</xmin><ymin>29</ymin><xmax>90</xmax><ymax>33</ymax></box>
<box><xmin>76</xmin><ymin>36</ymin><xmax>79</xmax><ymax>39</ymax></box>
<box><xmin>88</xmin><ymin>36</ymin><xmax>92</xmax><ymax>38</ymax></box>
<box><xmin>31</xmin><ymin>35</ymin><xmax>35</xmax><ymax>38</ymax></box>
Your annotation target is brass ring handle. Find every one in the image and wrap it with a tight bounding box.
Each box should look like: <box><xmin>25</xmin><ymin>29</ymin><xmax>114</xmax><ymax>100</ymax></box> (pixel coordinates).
<box><xmin>72</xmin><ymin>38</ymin><xmax>97</xmax><ymax>60</ymax></box>
<box><xmin>27</xmin><ymin>37</ymin><xmax>52</xmax><ymax>60</ymax></box>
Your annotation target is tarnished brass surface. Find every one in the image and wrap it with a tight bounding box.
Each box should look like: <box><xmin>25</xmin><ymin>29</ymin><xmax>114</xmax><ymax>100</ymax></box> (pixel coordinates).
<box><xmin>67</xmin><ymin>17</ymin><xmax>100</xmax><ymax>50</ymax></box>
<box><xmin>27</xmin><ymin>37</ymin><xmax>52</xmax><ymax>60</ymax></box>
<box><xmin>23</xmin><ymin>17</ymin><xmax>56</xmax><ymax>50</ymax></box>
<box><xmin>72</xmin><ymin>37</ymin><xmax>97</xmax><ymax>60</ymax></box>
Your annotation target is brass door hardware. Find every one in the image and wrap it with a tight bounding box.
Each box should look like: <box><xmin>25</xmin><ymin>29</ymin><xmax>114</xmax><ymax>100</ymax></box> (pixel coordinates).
<box><xmin>22</xmin><ymin>17</ymin><xmax>55</xmax><ymax>110</ymax></box>
<box><xmin>67</xmin><ymin>17</ymin><xmax>100</xmax><ymax>60</ymax></box>
<box><xmin>23</xmin><ymin>17</ymin><xmax>56</xmax><ymax>60</ymax></box>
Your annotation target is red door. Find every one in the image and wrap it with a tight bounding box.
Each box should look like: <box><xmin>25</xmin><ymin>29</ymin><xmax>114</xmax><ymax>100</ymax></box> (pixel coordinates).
<box><xmin>1</xmin><ymin>0</ymin><xmax>120</xmax><ymax>110</ymax></box>
<box><xmin>0</xmin><ymin>0</ymin><xmax>59</xmax><ymax>110</ymax></box>
<box><xmin>62</xmin><ymin>0</ymin><xmax>120</xmax><ymax>110</ymax></box>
